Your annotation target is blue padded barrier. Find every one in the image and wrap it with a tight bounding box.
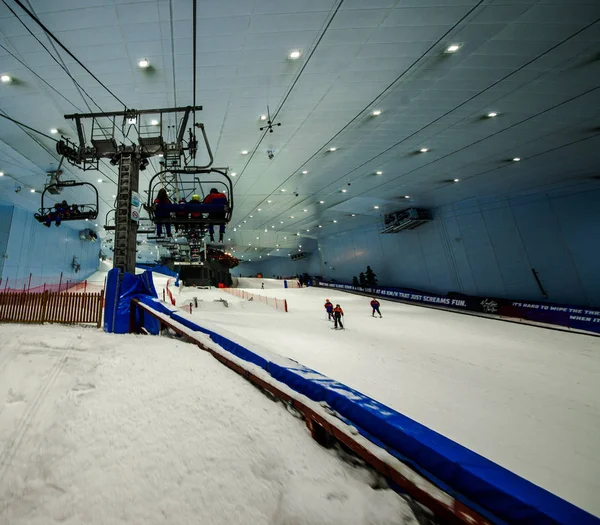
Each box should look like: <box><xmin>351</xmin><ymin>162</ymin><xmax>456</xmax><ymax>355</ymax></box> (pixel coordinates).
<box><xmin>170</xmin><ymin>312</ymin><xmax>269</xmax><ymax>370</ymax></box>
<box><xmin>104</xmin><ymin>269</ymin><xmax>160</xmax><ymax>334</ymax></box>
<box><xmin>131</xmin><ymin>301</ymin><xmax>599</xmax><ymax>525</ymax></box>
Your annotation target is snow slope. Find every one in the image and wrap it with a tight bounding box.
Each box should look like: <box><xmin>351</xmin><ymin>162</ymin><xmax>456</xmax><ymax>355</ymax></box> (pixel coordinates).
<box><xmin>175</xmin><ymin>281</ymin><xmax>600</xmax><ymax>518</ymax></box>
<box><xmin>0</xmin><ymin>324</ymin><xmax>417</xmax><ymax>525</ymax></box>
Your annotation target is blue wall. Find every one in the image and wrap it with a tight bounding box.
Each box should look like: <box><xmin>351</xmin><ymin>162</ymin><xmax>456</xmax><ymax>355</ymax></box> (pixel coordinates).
<box><xmin>233</xmin><ymin>251</ymin><xmax>322</xmax><ymax>279</ymax></box>
<box><xmin>0</xmin><ymin>206</ymin><xmax>100</xmax><ymax>290</ymax></box>
<box><xmin>318</xmin><ymin>183</ymin><xmax>600</xmax><ymax>306</ymax></box>
<box><xmin>0</xmin><ymin>206</ymin><xmax>13</xmax><ymax>278</ymax></box>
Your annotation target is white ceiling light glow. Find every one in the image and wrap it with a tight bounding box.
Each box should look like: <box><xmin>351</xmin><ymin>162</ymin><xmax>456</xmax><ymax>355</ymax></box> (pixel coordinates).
<box><xmin>288</xmin><ymin>50</ymin><xmax>301</xmax><ymax>60</ymax></box>
<box><xmin>420</xmin><ymin>148</ymin><xmax>429</xmax><ymax>153</ymax></box>
<box><xmin>512</xmin><ymin>157</ymin><xmax>521</xmax><ymax>162</ymax></box>
<box><xmin>151</xmin><ymin>119</ymin><xmax>159</xmax><ymax>125</ymax></box>
<box><xmin>376</xmin><ymin>171</ymin><xmax>383</xmax><ymax>175</ymax></box>
<box><xmin>405</xmin><ymin>195</ymin><xmax>410</xmax><ymax>199</ymax></box>
<box><xmin>138</xmin><ymin>59</ymin><xmax>150</xmax><ymax>68</ymax></box>
<box><xmin>230</xmin><ymin>172</ymin><xmax>236</xmax><ymax>176</ymax></box>
<box><xmin>341</xmin><ymin>189</ymin><xmax>347</xmax><ymax>193</ymax></box>
<box><xmin>241</xmin><ymin>150</ymin><xmax>248</xmax><ymax>155</ymax></box>
<box><xmin>328</xmin><ymin>147</ymin><xmax>337</xmax><ymax>152</ymax></box>
<box><xmin>50</xmin><ymin>128</ymin><xmax>58</xmax><ymax>134</ymax></box>
<box><xmin>319</xmin><ymin>200</ymin><xmax>324</xmax><ymax>204</ymax></box>
<box><xmin>454</xmin><ymin>179</ymin><xmax>460</xmax><ymax>183</ymax></box>
<box><xmin>445</xmin><ymin>44</ymin><xmax>460</xmax><ymax>53</ymax></box>
<box><xmin>259</xmin><ymin>115</ymin><xmax>267</xmax><ymax>121</ymax></box>
<box><xmin>1</xmin><ymin>74</ymin><xmax>12</xmax><ymax>83</ymax></box>
<box><xmin>487</xmin><ymin>112</ymin><xmax>498</xmax><ymax>118</ymax></box>
<box><xmin>374</xmin><ymin>205</ymin><xmax>379</xmax><ymax>209</ymax></box>
<box><xmin>302</xmin><ymin>170</ymin><xmax>308</xmax><ymax>174</ymax></box>
<box><xmin>371</xmin><ymin>110</ymin><xmax>382</xmax><ymax>116</ymax></box>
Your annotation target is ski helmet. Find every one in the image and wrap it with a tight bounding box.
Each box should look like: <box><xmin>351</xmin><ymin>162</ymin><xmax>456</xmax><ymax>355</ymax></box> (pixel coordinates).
<box><xmin>191</xmin><ymin>194</ymin><xmax>200</xmax><ymax>201</ymax></box>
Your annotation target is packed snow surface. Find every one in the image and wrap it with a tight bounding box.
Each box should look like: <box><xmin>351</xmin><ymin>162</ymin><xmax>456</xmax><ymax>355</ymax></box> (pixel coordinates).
<box><xmin>173</xmin><ymin>278</ymin><xmax>600</xmax><ymax>517</ymax></box>
<box><xmin>0</xmin><ymin>324</ymin><xmax>418</xmax><ymax>525</ymax></box>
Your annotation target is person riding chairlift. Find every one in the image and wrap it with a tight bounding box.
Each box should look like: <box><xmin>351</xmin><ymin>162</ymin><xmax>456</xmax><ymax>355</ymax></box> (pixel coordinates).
<box><xmin>154</xmin><ymin>188</ymin><xmax>172</xmax><ymax>237</ymax></box>
<box><xmin>203</xmin><ymin>188</ymin><xmax>228</xmax><ymax>243</ymax></box>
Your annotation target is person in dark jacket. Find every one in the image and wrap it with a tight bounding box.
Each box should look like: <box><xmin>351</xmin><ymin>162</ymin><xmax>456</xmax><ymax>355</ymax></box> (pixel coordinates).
<box><xmin>333</xmin><ymin>304</ymin><xmax>344</xmax><ymax>329</ymax></box>
<box><xmin>203</xmin><ymin>188</ymin><xmax>228</xmax><ymax>242</ymax></box>
<box><xmin>370</xmin><ymin>298</ymin><xmax>382</xmax><ymax>317</ymax></box>
<box><xmin>154</xmin><ymin>188</ymin><xmax>172</xmax><ymax>237</ymax></box>
<box><xmin>324</xmin><ymin>299</ymin><xmax>333</xmax><ymax>320</ymax></box>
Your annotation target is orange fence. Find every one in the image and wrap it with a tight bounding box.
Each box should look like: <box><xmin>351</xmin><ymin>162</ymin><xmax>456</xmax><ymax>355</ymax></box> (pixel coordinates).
<box><xmin>222</xmin><ymin>288</ymin><xmax>288</xmax><ymax>312</ymax></box>
<box><xmin>0</xmin><ymin>290</ymin><xmax>104</xmax><ymax>327</ymax></box>
<box><xmin>0</xmin><ymin>273</ymin><xmax>105</xmax><ymax>294</ymax></box>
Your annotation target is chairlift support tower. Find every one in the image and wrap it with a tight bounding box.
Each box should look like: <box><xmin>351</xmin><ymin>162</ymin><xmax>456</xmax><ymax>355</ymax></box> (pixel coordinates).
<box><xmin>60</xmin><ymin>105</ymin><xmax>206</xmax><ymax>275</ymax></box>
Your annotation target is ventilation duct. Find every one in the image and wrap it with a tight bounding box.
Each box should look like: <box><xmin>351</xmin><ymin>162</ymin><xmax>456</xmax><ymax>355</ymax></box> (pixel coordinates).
<box><xmin>381</xmin><ymin>208</ymin><xmax>430</xmax><ymax>233</ymax></box>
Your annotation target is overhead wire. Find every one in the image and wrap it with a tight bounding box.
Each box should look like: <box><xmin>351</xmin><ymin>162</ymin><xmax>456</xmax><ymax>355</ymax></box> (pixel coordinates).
<box><xmin>232</xmin><ymin>0</ymin><xmax>345</xmax><ymax>189</ymax></box>
<box><xmin>238</xmin><ymin>0</ymin><xmax>487</xmax><ymax>229</ymax></box>
<box><xmin>10</xmin><ymin>0</ymin><xmax>127</xmax><ymax>108</ymax></box>
<box><xmin>250</xmin><ymin>8</ymin><xmax>600</xmax><ymax>233</ymax></box>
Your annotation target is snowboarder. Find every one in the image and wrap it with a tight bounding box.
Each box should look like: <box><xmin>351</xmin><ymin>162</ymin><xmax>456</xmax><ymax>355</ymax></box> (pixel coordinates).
<box><xmin>370</xmin><ymin>298</ymin><xmax>382</xmax><ymax>318</ymax></box>
<box><xmin>324</xmin><ymin>299</ymin><xmax>333</xmax><ymax>320</ymax></box>
<box><xmin>333</xmin><ymin>304</ymin><xmax>344</xmax><ymax>329</ymax></box>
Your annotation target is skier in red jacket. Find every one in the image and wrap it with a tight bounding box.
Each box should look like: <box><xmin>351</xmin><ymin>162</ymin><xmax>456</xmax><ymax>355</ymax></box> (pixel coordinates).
<box><xmin>370</xmin><ymin>298</ymin><xmax>382</xmax><ymax>317</ymax></box>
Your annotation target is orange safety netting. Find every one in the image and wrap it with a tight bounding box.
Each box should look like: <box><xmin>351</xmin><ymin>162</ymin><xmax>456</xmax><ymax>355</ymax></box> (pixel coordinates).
<box><xmin>222</xmin><ymin>288</ymin><xmax>288</xmax><ymax>313</ymax></box>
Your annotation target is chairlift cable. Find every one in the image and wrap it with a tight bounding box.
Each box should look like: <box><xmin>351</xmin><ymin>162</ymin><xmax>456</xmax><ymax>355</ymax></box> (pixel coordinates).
<box><xmin>11</xmin><ymin>0</ymin><xmax>127</xmax><ymax>109</ymax></box>
<box><xmin>3</xmin><ymin>0</ymin><xmax>132</xmax><ymax>146</ymax></box>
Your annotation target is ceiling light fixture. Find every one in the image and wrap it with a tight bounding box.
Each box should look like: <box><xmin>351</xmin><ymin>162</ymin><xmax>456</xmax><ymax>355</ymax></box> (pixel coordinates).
<box><xmin>158</xmin><ymin>153</ymin><xmax>163</xmax><ymax>157</ymax></box>
<box><xmin>341</xmin><ymin>189</ymin><xmax>347</xmax><ymax>193</ymax></box>
<box><xmin>112</xmin><ymin>194</ymin><xmax>116</xmax><ymax>198</ymax></box>
<box><xmin>138</xmin><ymin>59</ymin><xmax>150</xmax><ymax>68</ymax></box>
<box><xmin>97</xmin><ymin>179</ymin><xmax>102</xmax><ymax>183</ymax></box>
<box><xmin>260</xmin><ymin>115</ymin><xmax>267</xmax><ymax>121</ymax></box>
<box><xmin>50</xmin><ymin>128</ymin><xmax>58</xmax><ymax>134</ymax></box>
<box><xmin>288</xmin><ymin>50</ymin><xmax>301</xmax><ymax>60</ymax></box>
<box><xmin>374</xmin><ymin>205</ymin><xmax>379</xmax><ymax>209</ymax></box>
<box><xmin>328</xmin><ymin>147</ymin><xmax>337</xmax><ymax>152</ymax></box>
<box><xmin>257</xmin><ymin>208</ymin><xmax>261</xmax><ymax>211</ymax></box>
<box><xmin>249</xmin><ymin>215</ymin><xmax>253</xmax><ymax>218</ymax></box>
<box><xmin>241</xmin><ymin>150</ymin><xmax>248</xmax><ymax>155</ymax></box>
<box><xmin>319</xmin><ymin>200</ymin><xmax>324</xmax><ymax>204</ymax></box>
<box><xmin>351</xmin><ymin>214</ymin><xmax>356</xmax><ymax>216</ymax></box>
<box><xmin>30</xmin><ymin>188</ymin><xmax>35</xmax><ymax>193</ymax></box>
<box><xmin>303</xmin><ymin>209</ymin><xmax>307</xmax><ymax>212</ymax></box>
<box><xmin>512</xmin><ymin>157</ymin><xmax>521</xmax><ymax>162</ymax></box>
<box><xmin>0</xmin><ymin>171</ymin><xmax>4</xmax><ymax>177</ymax></box>
<box><xmin>1</xmin><ymin>74</ymin><xmax>11</xmax><ymax>83</ymax></box>
<box><xmin>487</xmin><ymin>112</ymin><xmax>498</xmax><ymax>118</ymax></box>
<box><xmin>420</xmin><ymin>148</ymin><xmax>429</xmax><ymax>153</ymax></box>
<box><xmin>231</xmin><ymin>172</ymin><xmax>236</xmax><ymax>176</ymax></box>
<box><xmin>333</xmin><ymin>220</ymin><xmax>337</xmax><ymax>223</ymax></box>
<box><xmin>267</xmin><ymin>200</ymin><xmax>272</xmax><ymax>203</ymax></box>
<box><xmin>445</xmin><ymin>44</ymin><xmax>460</xmax><ymax>53</ymax></box>
<box><xmin>151</xmin><ymin>119</ymin><xmax>159</xmax><ymax>125</ymax></box>
<box><xmin>318</xmin><ymin>225</ymin><xmax>322</xmax><ymax>228</ymax></box>
<box><xmin>453</xmin><ymin>178</ymin><xmax>460</xmax><ymax>183</ymax></box>
<box><xmin>405</xmin><ymin>195</ymin><xmax>410</xmax><ymax>199</ymax></box>
<box><xmin>371</xmin><ymin>110</ymin><xmax>382</xmax><ymax>116</ymax></box>
<box><xmin>281</xmin><ymin>189</ymin><xmax>286</xmax><ymax>192</ymax></box>
<box><xmin>376</xmin><ymin>171</ymin><xmax>383</xmax><ymax>175</ymax></box>
<box><xmin>302</xmin><ymin>170</ymin><xmax>308</xmax><ymax>174</ymax></box>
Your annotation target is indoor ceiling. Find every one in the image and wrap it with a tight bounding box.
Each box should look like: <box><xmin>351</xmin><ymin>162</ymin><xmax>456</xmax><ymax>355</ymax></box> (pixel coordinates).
<box><xmin>1</xmin><ymin>0</ymin><xmax>599</xmax><ymax>259</ymax></box>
